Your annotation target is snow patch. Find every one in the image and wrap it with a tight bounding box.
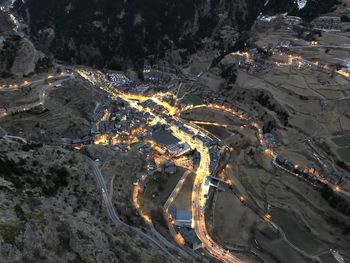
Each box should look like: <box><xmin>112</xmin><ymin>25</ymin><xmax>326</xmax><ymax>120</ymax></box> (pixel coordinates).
<box><xmin>257</xmin><ymin>14</ymin><xmax>277</xmax><ymax>22</ymax></box>
<box><xmin>296</xmin><ymin>0</ymin><xmax>307</xmax><ymax>10</ymax></box>
<box><xmin>345</xmin><ymin>59</ymin><xmax>350</xmax><ymax>69</ymax></box>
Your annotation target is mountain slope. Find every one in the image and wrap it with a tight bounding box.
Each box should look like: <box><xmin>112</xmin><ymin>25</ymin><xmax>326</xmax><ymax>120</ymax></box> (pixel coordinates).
<box><xmin>13</xmin><ymin>0</ymin><xmax>340</xmax><ymax>69</ymax></box>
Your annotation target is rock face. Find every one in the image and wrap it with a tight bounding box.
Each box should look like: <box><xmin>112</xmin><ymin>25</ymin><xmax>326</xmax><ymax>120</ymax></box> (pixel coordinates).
<box><xmin>10</xmin><ymin>38</ymin><xmax>42</xmax><ymax>76</ymax></box>
<box><xmin>0</xmin><ymin>139</ymin><xmax>168</xmax><ymax>263</ymax></box>
<box><xmin>0</xmin><ymin>10</ymin><xmax>14</xmax><ymax>33</ymax></box>
<box><xmin>0</xmin><ymin>10</ymin><xmax>36</xmax><ymax>77</ymax></box>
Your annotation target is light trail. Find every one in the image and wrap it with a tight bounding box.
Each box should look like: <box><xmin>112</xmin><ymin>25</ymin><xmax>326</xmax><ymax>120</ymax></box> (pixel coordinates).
<box><xmin>190</xmin><ymin>120</ymin><xmax>229</xmax><ymax>128</ymax></box>
<box><xmin>133</xmin><ymin>184</ymin><xmax>152</xmax><ymax>223</ymax></box>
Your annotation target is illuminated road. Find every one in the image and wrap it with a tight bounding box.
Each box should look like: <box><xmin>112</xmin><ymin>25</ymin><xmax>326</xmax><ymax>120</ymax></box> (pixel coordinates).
<box><xmin>0</xmin><ymin>73</ymin><xmax>73</xmax><ymax>118</ymax></box>
<box><xmin>86</xmin><ymin>157</ymin><xmax>182</xmax><ymax>263</ymax></box>
<box><xmin>0</xmin><ymin>73</ymin><xmax>72</xmax><ymax>91</ymax></box>
<box><xmin>231</xmin><ymin>50</ymin><xmax>350</xmax><ymax>82</ymax></box>
<box><xmin>80</xmin><ymin>70</ymin><xmax>199</xmax><ymax>262</ymax></box>
<box><xmin>77</xmin><ymin>69</ymin><xmax>245</xmax><ymax>262</ymax></box>
<box><xmin>191</xmin><ymin>156</ymin><xmax>242</xmax><ymax>263</ymax></box>
<box><xmin>272</xmin><ymin>159</ymin><xmax>350</xmax><ymax>198</ymax></box>
<box><xmin>164</xmin><ymin>170</ymin><xmax>192</xmax><ymax>213</ymax></box>
<box><xmin>132</xmin><ymin>184</ymin><xmax>197</xmax><ymax>262</ymax></box>
<box><xmin>170</xmin><ymin>122</ymin><xmax>243</xmax><ymax>262</ymax></box>
<box><xmin>187</xmin><ymin>103</ymin><xmax>350</xmax><ymax>196</ymax></box>
<box><xmin>163</xmin><ymin>170</ymin><xmax>191</xmax><ymax>246</ymax></box>
<box><xmin>77</xmin><ymin>68</ymin><xmax>350</xmax><ymax>263</ymax></box>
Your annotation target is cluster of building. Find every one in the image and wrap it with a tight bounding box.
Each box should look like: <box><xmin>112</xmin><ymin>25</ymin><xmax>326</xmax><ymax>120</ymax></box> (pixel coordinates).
<box><xmin>169</xmin><ymin>207</ymin><xmax>201</xmax><ymax>249</ymax></box>
<box><xmin>68</xmin><ymin>134</ymin><xmax>94</xmax><ymax>146</ymax></box>
<box><xmin>132</xmin><ymin>143</ymin><xmax>158</xmax><ymax>191</ymax></box>
<box><xmin>207</xmin><ymin>140</ymin><xmax>225</xmax><ymax>173</ymax></box>
<box><xmin>107</xmin><ymin>67</ymin><xmax>174</xmax><ymax>95</ymax></box>
<box><xmin>275</xmin><ymin>155</ymin><xmax>344</xmax><ymax>186</ymax></box>
<box><xmin>91</xmin><ymin>99</ymin><xmax>110</xmax><ymax>134</ymax></box>
<box><xmin>172</xmin><ymin>120</ymin><xmax>225</xmax><ymax>173</ymax></box>
<box><xmin>144</xmin><ymin>70</ymin><xmax>171</xmax><ymax>84</ymax></box>
<box><xmin>201</xmin><ymin>93</ymin><xmax>252</xmax><ymax>121</ymax></box>
<box><xmin>107</xmin><ymin>73</ymin><xmax>133</xmax><ymax>88</ymax></box>
<box><xmin>264</xmin><ymin>133</ymin><xmax>279</xmax><ymax>148</ymax></box>
<box><xmin>232</xmin><ymin>49</ymin><xmax>273</xmax><ymax>73</ymax></box>
<box><xmin>144</xmin><ymin>64</ymin><xmax>177</xmax><ymax>76</ymax></box>
<box><xmin>172</xmin><ymin>115</ymin><xmax>226</xmax><ymax>188</ymax></box>
<box><xmin>111</xmin><ymin>108</ymin><xmax>151</xmax><ymax>139</ymax></box>
<box><xmin>95</xmin><ymin>98</ymin><xmax>156</xmax><ymax>141</ymax></box>
<box><xmin>133</xmin><ymin>143</ymin><xmax>180</xmax><ymax>192</ymax></box>
<box><xmin>167</xmin><ymin>176</ymin><xmax>222</xmax><ymax>249</ymax></box>
<box><xmin>167</xmin><ymin>142</ymin><xmax>192</xmax><ymax>157</ymax></box>
<box><xmin>139</xmin><ymin>99</ymin><xmax>166</xmax><ymax>113</ymax></box>
<box><xmin>78</xmin><ymin>64</ymin><xmax>350</xmax><ymax>255</ymax></box>
<box><xmin>107</xmin><ymin>72</ymin><xmax>153</xmax><ymax>94</ymax></box>
<box><xmin>132</xmin><ymin>141</ymin><xmax>168</xmax><ymax>190</ymax></box>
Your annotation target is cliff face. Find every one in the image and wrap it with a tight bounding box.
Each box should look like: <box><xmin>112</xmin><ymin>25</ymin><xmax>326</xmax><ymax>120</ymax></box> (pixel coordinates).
<box><xmin>13</xmin><ymin>0</ymin><xmax>339</xmax><ymax>69</ymax></box>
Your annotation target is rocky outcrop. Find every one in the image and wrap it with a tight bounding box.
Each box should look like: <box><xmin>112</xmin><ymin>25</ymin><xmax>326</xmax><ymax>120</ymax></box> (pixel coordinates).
<box><xmin>10</xmin><ymin>38</ymin><xmax>43</xmax><ymax>76</ymax></box>
<box><xmin>0</xmin><ymin>33</ymin><xmax>46</xmax><ymax>78</ymax></box>
<box><xmin>0</xmin><ymin>139</ymin><xmax>168</xmax><ymax>263</ymax></box>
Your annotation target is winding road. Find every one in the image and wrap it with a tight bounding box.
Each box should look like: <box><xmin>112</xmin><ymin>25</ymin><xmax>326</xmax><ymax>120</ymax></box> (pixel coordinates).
<box><xmin>86</xmin><ymin>157</ymin><xmax>183</xmax><ymax>263</ymax></box>
<box><xmin>78</xmin><ymin>67</ymin><xmax>349</xmax><ymax>263</ymax></box>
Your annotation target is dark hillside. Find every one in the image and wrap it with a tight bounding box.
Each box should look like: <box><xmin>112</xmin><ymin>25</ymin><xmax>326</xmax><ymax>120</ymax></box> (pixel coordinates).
<box><xmin>13</xmin><ymin>0</ymin><xmax>340</xmax><ymax>68</ymax></box>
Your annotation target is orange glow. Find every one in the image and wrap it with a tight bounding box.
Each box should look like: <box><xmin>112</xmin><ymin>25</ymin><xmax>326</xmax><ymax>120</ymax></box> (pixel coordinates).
<box><xmin>175</xmin><ymin>233</ymin><xmax>185</xmax><ymax>246</ymax></box>
<box><xmin>336</xmin><ymin>70</ymin><xmax>350</xmax><ymax>78</ymax></box>
<box><xmin>231</xmin><ymin>51</ymin><xmax>252</xmax><ymax>62</ymax></box>
<box><xmin>94</xmin><ymin>134</ymin><xmax>109</xmax><ymax>145</ymax></box>
<box><xmin>191</xmin><ymin>120</ymin><xmax>228</xmax><ymax>128</ymax></box>
<box><xmin>264</xmin><ymin>149</ymin><xmax>272</xmax><ymax>155</ymax></box>
<box><xmin>76</xmin><ymin>68</ymin><xmax>294</xmax><ymax>263</ymax></box>
<box><xmin>133</xmin><ymin>185</ymin><xmax>152</xmax><ymax>224</ymax></box>
<box><xmin>143</xmin><ymin>215</ymin><xmax>152</xmax><ymax>223</ymax></box>
<box><xmin>265</xmin><ymin>214</ymin><xmax>272</xmax><ymax>221</ymax></box>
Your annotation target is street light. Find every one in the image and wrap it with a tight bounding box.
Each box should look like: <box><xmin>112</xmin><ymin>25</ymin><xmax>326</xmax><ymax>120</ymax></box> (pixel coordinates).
<box><xmin>265</xmin><ymin>214</ymin><xmax>272</xmax><ymax>221</ymax></box>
